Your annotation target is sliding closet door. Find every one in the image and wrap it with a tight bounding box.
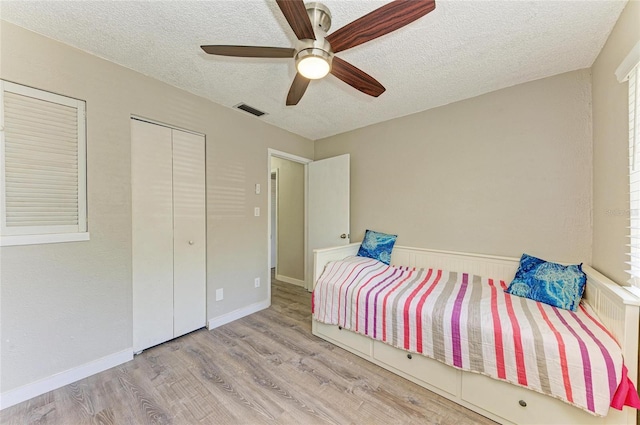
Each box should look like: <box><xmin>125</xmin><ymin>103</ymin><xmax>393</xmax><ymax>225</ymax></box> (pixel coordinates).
<box><xmin>172</xmin><ymin>129</ymin><xmax>206</xmax><ymax>337</ymax></box>
<box><xmin>132</xmin><ymin>120</ymin><xmax>174</xmax><ymax>352</ymax></box>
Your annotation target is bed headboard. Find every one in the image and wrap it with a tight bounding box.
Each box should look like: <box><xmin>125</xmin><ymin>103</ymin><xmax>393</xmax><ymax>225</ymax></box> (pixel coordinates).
<box><xmin>313</xmin><ymin>243</ymin><xmax>640</xmax><ymax>388</ymax></box>
<box><xmin>314</xmin><ymin>243</ymin><xmax>525</xmax><ymax>286</ymax></box>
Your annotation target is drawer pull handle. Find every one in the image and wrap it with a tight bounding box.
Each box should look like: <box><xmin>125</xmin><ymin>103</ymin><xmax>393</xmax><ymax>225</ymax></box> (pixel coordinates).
<box><xmin>519</xmin><ymin>400</ymin><xmax>527</xmax><ymax>407</ymax></box>
<box><xmin>338</xmin><ymin>326</ymin><xmax>342</xmax><ymax>330</ymax></box>
<box><xmin>407</xmin><ymin>354</ymin><xmax>412</xmax><ymax>359</ymax></box>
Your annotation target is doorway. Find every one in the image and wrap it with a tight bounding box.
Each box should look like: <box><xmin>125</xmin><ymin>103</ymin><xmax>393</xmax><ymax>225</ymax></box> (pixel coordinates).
<box><xmin>267</xmin><ymin>149</ymin><xmax>312</xmax><ymax>299</ymax></box>
<box><xmin>270</xmin><ymin>156</ymin><xmax>306</xmax><ymax>287</ymax></box>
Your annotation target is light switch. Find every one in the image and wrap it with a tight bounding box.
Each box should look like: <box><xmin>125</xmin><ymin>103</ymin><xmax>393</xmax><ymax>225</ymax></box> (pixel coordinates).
<box><xmin>255</xmin><ymin>183</ymin><xmax>261</xmax><ymax>194</ymax></box>
<box><xmin>254</xmin><ymin>207</ymin><xmax>260</xmax><ymax>216</ymax></box>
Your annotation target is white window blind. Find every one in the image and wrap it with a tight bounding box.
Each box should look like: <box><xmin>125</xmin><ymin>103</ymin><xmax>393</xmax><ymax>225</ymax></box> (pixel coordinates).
<box><xmin>625</xmin><ymin>61</ymin><xmax>640</xmax><ymax>285</ymax></box>
<box><xmin>0</xmin><ymin>80</ymin><xmax>88</xmax><ymax>246</ymax></box>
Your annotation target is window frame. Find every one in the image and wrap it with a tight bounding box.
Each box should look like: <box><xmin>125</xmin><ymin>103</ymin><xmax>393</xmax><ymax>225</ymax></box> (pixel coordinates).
<box><xmin>618</xmin><ymin>41</ymin><xmax>640</xmax><ymax>286</ymax></box>
<box><xmin>626</xmin><ymin>67</ymin><xmax>640</xmax><ymax>286</ymax></box>
<box><xmin>0</xmin><ymin>80</ymin><xmax>89</xmax><ymax>246</ymax></box>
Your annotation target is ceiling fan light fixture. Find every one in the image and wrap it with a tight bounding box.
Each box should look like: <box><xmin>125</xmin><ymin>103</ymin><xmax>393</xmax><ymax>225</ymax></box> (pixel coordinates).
<box><xmin>295</xmin><ymin>48</ymin><xmax>332</xmax><ymax>79</ymax></box>
<box><xmin>297</xmin><ymin>57</ymin><xmax>330</xmax><ymax>79</ymax></box>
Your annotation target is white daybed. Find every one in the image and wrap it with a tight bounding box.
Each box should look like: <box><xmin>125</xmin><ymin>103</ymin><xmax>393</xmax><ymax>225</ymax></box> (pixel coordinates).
<box><xmin>312</xmin><ymin>243</ymin><xmax>640</xmax><ymax>425</ymax></box>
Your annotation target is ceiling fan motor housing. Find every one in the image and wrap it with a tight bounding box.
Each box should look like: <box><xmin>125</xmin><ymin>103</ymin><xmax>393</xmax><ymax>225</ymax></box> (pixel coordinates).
<box><xmin>295</xmin><ymin>2</ymin><xmax>334</xmax><ymax>75</ymax></box>
<box><xmin>306</xmin><ymin>2</ymin><xmax>332</xmax><ymax>32</ymax></box>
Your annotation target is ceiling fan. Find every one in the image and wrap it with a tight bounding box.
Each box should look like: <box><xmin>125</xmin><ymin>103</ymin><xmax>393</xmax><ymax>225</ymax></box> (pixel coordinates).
<box><xmin>201</xmin><ymin>0</ymin><xmax>436</xmax><ymax>106</ymax></box>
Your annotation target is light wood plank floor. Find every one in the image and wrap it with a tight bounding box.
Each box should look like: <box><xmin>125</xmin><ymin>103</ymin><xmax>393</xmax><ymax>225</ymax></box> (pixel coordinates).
<box><xmin>1</xmin><ymin>276</ymin><xmax>496</xmax><ymax>425</ymax></box>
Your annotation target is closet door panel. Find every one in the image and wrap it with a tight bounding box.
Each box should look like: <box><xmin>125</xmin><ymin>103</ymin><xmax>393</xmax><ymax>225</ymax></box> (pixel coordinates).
<box><xmin>132</xmin><ymin>120</ymin><xmax>174</xmax><ymax>352</ymax></box>
<box><xmin>172</xmin><ymin>129</ymin><xmax>206</xmax><ymax>337</ymax></box>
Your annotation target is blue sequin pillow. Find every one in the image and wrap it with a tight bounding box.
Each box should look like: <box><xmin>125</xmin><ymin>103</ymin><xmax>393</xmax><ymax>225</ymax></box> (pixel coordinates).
<box><xmin>505</xmin><ymin>253</ymin><xmax>586</xmax><ymax>311</ymax></box>
<box><xmin>357</xmin><ymin>230</ymin><xmax>397</xmax><ymax>265</ymax></box>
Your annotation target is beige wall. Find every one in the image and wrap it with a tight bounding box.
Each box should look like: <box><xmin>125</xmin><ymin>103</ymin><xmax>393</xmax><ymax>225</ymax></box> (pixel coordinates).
<box><xmin>316</xmin><ymin>69</ymin><xmax>593</xmax><ymax>264</ymax></box>
<box><xmin>0</xmin><ymin>21</ymin><xmax>313</xmax><ymax>393</ymax></box>
<box><xmin>271</xmin><ymin>157</ymin><xmax>305</xmax><ymax>282</ymax></box>
<box><xmin>592</xmin><ymin>0</ymin><xmax>640</xmax><ymax>285</ymax></box>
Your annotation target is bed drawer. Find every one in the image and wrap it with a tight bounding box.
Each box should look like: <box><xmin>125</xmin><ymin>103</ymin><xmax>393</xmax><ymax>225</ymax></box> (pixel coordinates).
<box><xmin>461</xmin><ymin>371</ymin><xmax>612</xmax><ymax>425</ymax></box>
<box><xmin>372</xmin><ymin>341</ymin><xmax>458</xmax><ymax>396</ymax></box>
<box><xmin>313</xmin><ymin>321</ymin><xmax>372</xmax><ymax>356</ymax></box>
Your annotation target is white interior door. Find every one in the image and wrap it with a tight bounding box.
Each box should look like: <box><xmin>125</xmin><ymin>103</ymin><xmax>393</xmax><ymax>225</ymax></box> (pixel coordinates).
<box><xmin>307</xmin><ymin>154</ymin><xmax>350</xmax><ymax>290</ymax></box>
<box><xmin>132</xmin><ymin>120</ymin><xmax>174</xmax><ymax>352</ymax></box>
<box><xmin>172</xmin><ymin>129</ymin><xmax>206</xmax><ymax>338</ymax></box>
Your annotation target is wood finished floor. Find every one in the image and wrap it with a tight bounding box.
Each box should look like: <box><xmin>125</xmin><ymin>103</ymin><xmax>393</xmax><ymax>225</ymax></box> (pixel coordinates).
<box><xmin>1</xmin><ymin>276</ymin><xmax>496</xmax><ymax>425</ymax></box>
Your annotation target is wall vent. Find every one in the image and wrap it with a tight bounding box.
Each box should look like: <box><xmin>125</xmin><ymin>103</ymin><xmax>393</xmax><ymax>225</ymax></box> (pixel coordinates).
<box><xmin>233</xmin><ymin>103</ymin><xmax>267</xmax><ymax>117</ymax></box>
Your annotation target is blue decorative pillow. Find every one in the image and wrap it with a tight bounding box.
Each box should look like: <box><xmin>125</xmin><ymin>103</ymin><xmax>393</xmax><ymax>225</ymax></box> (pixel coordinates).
<box><xmin>505</xmin><ymin>253</ymin><xmax>586</xmax><ymax>311</ymax></box>
<box><xmin>357</xmin><ymin>230</ymin><xmax>397</xmax><ymax>265</ymax></box>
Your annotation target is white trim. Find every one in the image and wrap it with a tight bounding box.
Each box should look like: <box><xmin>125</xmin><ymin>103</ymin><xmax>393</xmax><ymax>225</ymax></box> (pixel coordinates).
<box><xmin>304</xmin><ymin>163</ymin><xmax>310</xmax><ymax>291</ymax></box>
<box><xmin>272</xmin><ymin>168</ymin><xmax>279</xmax><ymax>274</ymax></box>
<box><xmin>77</xmin><ymin>103</ymin><xmax>87</xmax><ymax>232</ymax></box>
<box><xmin>0</xmin><ymin>348</ymin><xmax>132</xmax><ymax>410</ymax></box>
<box><xmin>616</xmin><ymin>40</ymin><xmax>640</xmax><ymax>82</ymax></box>
<box><xmin>207</xmin><ymin>299</ymin><xmax>270</xmax><ymax>330</ymax></box>
<box><xmin>275</xmin><ymin>274</ymin><xmax>305</xmax><ymax>287</ymax></box>
<box><xmin>130</xmin><ymin>115</ymin><xmax>205</xmax><ymax>137</ymax></box>
<box><xmin>0</xmin><ymin>232</ymin><xmax>90</xmax><ymax>246</ymax></box>
<box><xmin>267</xmin><ymin>148</ymin><xmax>313</xmax><ymax>165</ymax></box>
<box><xmin>1</xmin><ymin>80</ymin><xmax>83</xmax><ymax>107</ymax></box>
<box><xmin>2</xmin><ymin>224</ymin><xmax>83</xmax><ymax>236</ymax></box>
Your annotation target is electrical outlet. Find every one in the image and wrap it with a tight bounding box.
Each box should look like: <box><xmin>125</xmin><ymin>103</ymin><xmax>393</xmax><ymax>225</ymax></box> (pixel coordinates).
<box><xmin>254</xmin><ymin>277</ymin><xmax>260</xmax><ymax>288</ymax></box>
<box><xmin>254</xmin><ymin>207</ymin><xmax>260</xmax><ymax>216</ymax></box>
<box><xmin>216</xmin><ymin>288</ymin><xmax>223</xmax><ymax>301</ymax></box>
<box><xmin>255</xmin><ymin>183</ymin><xmax>261</xmax><ymax>194</ymax></box>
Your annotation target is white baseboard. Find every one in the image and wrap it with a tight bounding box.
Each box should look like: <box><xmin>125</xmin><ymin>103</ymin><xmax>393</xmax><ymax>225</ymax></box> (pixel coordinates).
<box><xmin>207</xmin><ymin>299</ymin><xmax>270</xmax><ymax>330</ymax></box>
<box><xmin>276</xmin><ymin>274</ymin><xmax>305</xmax><ymax>287</ymax></box>
<box><xmin>0</xmin><ymin>348</ymin><xmax>132</xmax><ymax>410</ymax></box>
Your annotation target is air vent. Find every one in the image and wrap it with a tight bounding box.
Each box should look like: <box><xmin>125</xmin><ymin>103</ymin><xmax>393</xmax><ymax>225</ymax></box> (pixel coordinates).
<box><xmin>233</xmin><ymin>103</ymin><xmax>267</xmax><ymax>117</ymax></box>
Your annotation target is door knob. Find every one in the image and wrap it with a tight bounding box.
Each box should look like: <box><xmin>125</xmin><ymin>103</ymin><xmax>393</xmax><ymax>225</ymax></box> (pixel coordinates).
<box><xmin>189</xmin><ymin>240</ymin><xmax>194</xmax><ymax>245</ymax></box>
<box><xmin>340</xmin><ymin>234</ymin><xmax>347</xmax><ymax>239</ymax></box>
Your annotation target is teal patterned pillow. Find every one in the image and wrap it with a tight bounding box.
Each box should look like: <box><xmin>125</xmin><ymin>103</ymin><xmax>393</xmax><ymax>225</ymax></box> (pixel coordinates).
<box><xmin>505</xmin><ymin>253</ymin><xmax>586</xmax><ymax>311</ymax></box>
<box><xmin>357</xmin><ymin>230</ymin><xmax>397</xmax><ymax>265</ymax></box>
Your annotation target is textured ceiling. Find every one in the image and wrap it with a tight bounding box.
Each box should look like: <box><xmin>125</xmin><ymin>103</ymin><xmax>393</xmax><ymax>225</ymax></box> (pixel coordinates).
<box><xmin>0</xmin><ymin>0</ymin><xmax>627</xmax><ymax>140</ymax></box>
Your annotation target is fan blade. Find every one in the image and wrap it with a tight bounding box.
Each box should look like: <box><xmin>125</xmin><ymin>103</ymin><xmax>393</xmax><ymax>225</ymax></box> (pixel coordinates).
<box><xmin>201</xmin><ymin>45</ymin><xmax>295</xmax><ymax>58</ymax></box>
<box><xmin>286</xmin><ymin>73</ymin><xmax>310</xmax><ymax>105</ymax></box>
<box><xmin>326</xmin><ymin>0</ymin><xmax>436</xmax><ymax>53</ymax></box>
<box><xmin>330</xmin><ymin>56</ymin><xmax>385</xmax><ymax>97</ymax></box>
<box><xmin>276</xmin><ymin>0</ymin><xmax>316</xmax><ymax>41</ymax></box>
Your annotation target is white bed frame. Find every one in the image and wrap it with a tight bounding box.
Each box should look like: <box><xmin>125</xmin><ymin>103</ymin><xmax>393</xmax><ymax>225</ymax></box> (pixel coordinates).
<box><xmin>312</xmin><ymin>243</ymin><xmax>640</xmax><ymax>425</ymax></box>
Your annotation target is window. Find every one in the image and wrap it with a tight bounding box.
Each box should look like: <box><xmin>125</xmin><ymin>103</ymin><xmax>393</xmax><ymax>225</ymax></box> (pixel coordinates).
<box><xmin>0</xmin><ymin>81</ymin><xmax>88</xmax><ymax>246</ymax></box>
<box><xmin>619</xmin><ymin>42</ymin><xmax>640</xmax><ymax>285</ymax></box>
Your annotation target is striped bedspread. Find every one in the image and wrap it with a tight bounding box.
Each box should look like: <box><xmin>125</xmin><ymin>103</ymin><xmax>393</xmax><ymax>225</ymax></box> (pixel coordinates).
<box><xmin>312</xmin><ymin>256</ymin><xmax>629</xmax><ymax>416</ymax></box>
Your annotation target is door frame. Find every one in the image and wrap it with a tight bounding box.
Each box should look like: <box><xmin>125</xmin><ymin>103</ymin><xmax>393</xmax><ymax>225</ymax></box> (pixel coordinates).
<box><xmin>267</xmin><ymin>149</ymin><xmax>312</xmax><ymax>298</ymax></box>
<box><xmin>270</xmin><ymin>168</ymin><xmax>278</xmax><ymax>271</ymax></box>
